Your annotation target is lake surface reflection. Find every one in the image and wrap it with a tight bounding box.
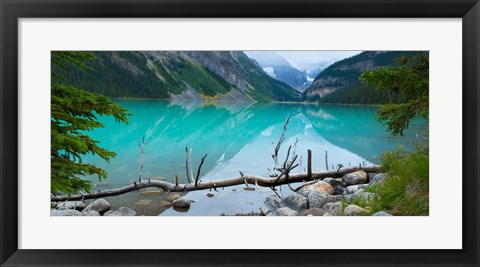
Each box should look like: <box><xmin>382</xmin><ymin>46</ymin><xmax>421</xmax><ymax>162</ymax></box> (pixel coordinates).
<box><xmin>82</xmin><ymin>100</ymin><xmax>424</xmax><ymax>215</ymax></box>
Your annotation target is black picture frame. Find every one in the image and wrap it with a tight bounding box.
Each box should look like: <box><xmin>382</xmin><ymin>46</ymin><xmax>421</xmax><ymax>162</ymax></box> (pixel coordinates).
<box><xmin>1</xmin><ymin>0</ymin><xmax>479</xmax><ymax>266</ymax></box>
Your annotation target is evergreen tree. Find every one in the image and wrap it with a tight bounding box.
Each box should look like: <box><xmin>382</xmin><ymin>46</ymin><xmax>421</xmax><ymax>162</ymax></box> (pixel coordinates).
<box><xmin>360</xmin><ymin>52</ymin><xmax>429</xmax><ymax>136</ymax></box>
<box><xmin>51</xmin><ymin>52</ymin><xmax>130</xmax><ymax>194</ymax></box>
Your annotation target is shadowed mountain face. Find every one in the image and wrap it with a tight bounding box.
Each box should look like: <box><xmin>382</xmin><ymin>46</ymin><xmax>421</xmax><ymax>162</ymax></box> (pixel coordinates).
<box><xmin>58</xmin><ymin>51</ymin><xmax>300</xmax><ymax>102</ymax></box>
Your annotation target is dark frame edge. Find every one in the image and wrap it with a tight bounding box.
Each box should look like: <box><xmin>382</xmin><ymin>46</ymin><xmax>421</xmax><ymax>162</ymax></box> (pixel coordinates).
<box><xmin>1</xmin><ymin>0</ymin><xmax>479</xmax><ymax>266</ymax></box>
<box><xmin>1</xmin><ymin>0</ymin><xmax>19</xmax><ymax>266</ymax></box>
<box><xmin>463</xmin><ymin>2</ymin><xmax>480</xmax><ymax>265</ymax></box>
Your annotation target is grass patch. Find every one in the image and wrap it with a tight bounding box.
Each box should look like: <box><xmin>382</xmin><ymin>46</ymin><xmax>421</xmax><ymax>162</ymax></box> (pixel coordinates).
<box><xmin>363</xmin><ymin>145</ymin><xmax>429</xmax><ymax>216</ymax></box>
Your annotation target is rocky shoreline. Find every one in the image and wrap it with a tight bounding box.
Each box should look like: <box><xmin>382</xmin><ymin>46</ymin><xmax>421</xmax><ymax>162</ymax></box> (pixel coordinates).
<box><xmin>259</xmin><ymin>170</ymin><xmax>391</xmax><ymax>216</ymax></box>
<box><xmin>51</xmin><ymin>198</ymin><xmax>138</xmax><ymax>216</ymax></box>
<box><xmin>50</xmin><ymin>170</ymin><xmax>390</xmax><ymax>216</ymax></box>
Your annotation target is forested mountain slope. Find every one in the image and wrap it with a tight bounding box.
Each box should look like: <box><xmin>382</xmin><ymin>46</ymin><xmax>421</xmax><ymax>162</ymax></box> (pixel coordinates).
<box><xmin>59</xmin><ymin>51</ymin><xmax>300</xmax><ymax>102</ymax></box>
<box><xmin>303</xmin><ymin>51</ymin><xmax>419</xmax><ymax>104</ymax></box>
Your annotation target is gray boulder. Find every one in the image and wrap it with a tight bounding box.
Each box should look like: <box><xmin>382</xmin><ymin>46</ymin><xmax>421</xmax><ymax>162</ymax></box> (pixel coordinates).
<box><xmin>372</xmin><ymin>211</ymin><xmax>393</xmax><ymax>216</ymax></box>
<box><xmin>345</xmin><ymin>184</ymin><xmax>369</xmax><ymax>194</ymax></box>
<box><xmin>344</xmin><ymin>205</ymin><xmax>368</xmax><ymax>216</ymax></box>
<box><xmin>173</xmin><ymin>198</ymin><xmax>194</xmax><ymax>209</ymax></box>
<box><xmin>344</xmin><ymin>189</ymin><xmax>377</xmax><ymax>203</ymax></box>
<box><xmin>267</xmin><ymin>207</ymin><xmax>298</xmax><ymax>216</ymax></box>
<box><xmin>354</xmin><ymin>189</ymin><xmax>376</xmax><ymax>202</ymax></box>
<box><xmin>260</xmin><ymin>195</ymin><xmax>281</xmax><ymax>215</ymax></box>
<box><xmin>298</xmin><ymin>180</ymin><xmax>335</xmax><ymax>196</ymax></box>
<box><xmin>324</xmin><ymin>202</ymin><xmax>343</xmax><ymax>216</ymax></box>
<box><xmin>104</xmin><ymin>207</ymin><xmax>136</xmax><ymax>216</ymax></box>
<box><xmin>82</xmin><ymin>210</ymin><xmax>101</xmax><ymax>216</ymax></box>
<box><xmin>51</xmin><ymin>202</ymin><xmax>58</xmax><ymax>208</ymax></box>
<box><xmin>300</xmin><ymin>208</ymin><xmax>327</xmax><ymax>216</ymax></box>
<box><xmin>280</xmin><ymin>194</ymin><xmax>308</xmax><ymax>211</ymax></box>
<box><xmin>335</xmin><ymin>185</ymin><xmax>346</xmax><ymax>195</ymax></box>
<box><xmin>83</xmin><ymin>199</ymin><xmax>111</xmax><ymax>214</ymax></box>
<box><xmin>56</xmin><ymin>201</ymin><xmax>86</xmax><ymax>211</ymax></box>
<box><xmin>103</xmin><ymin>210</ymin><xmax>114</xmax><ymax>216</ymax></box>
<box><xmin>50</xmin><ymin>209</ymin><xmax>82</xmax><ymax>216</ymax></box>
<box><xmin>342</xmin><ymin>171</ymin><xmax>368</xmax><ymax>186</ymax></box>
<box><xmin>370</xmin><ymin>173</ymin><xmax>386</xmax><ymax>185</ymax></box>
<box><xmin>322</xmin><ymin>178</ymin><xmax>346</xmax><ymax>187</ymax></box>
<box><xmin>367</xmin><ymin>172</ymin><xmax>376</xmax><ymax>182</ymax></box>
<box><xmin>307</xmin><ymin>190</ymin><xmax>343</xmax><ymax>209</ymax></box>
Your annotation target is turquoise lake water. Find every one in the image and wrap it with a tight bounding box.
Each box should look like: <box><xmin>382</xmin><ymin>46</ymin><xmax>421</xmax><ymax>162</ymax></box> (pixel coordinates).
<box><xmin>82</xmin><ymin>100</ymin><xmax>426</xmax><ymax>216</ymax></box>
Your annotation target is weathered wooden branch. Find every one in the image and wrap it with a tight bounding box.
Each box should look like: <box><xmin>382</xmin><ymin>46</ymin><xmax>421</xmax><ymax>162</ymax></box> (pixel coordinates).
<box><xmin>272</xmin><ymin>116</ymin><xmax>290</xmax><ymax>168</ymax></box>
<box><xmin>138</xmin><ymin>136</ymin><xmax>146</xmax><ymax>182</ymax></box>
<box><xmin>307</xmin><ymin>149</ymin><xmax>312</xmax><ymax>179</ymax></box>
<box><xmin>185</xmin><ymin>147</ymin><xmax>192</xmax><ymax>184</ymax></box>
<box><xmin>51</xmin><ymin>165</ymin><xmax>383</xmax><ymax>202</ymax></box>
<box><xmin>275</xmin><ymin>154</ymin><xmax>298</xmax><ymax>183</ymax></box>
<box><xmin>195</xmin><ymin>154</ymin><xmax>207</xmax><ymax>187</ymax></box>
<box><xmin>325</xmin><ymin>150</ymin><xmax>329</xmax><ymax>170</ymax></box>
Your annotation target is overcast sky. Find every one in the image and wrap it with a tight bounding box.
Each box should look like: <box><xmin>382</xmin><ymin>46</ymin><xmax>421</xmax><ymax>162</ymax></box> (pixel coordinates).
<box><xmin>244</xmin><ymin>51</ymin><xmax>362</xmax><ymax>69</ymax></box>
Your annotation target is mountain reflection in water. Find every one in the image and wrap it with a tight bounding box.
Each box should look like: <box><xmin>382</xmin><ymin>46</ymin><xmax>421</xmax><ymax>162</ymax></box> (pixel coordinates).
<box><xmin>81</xmin><ymin>100</ymin><xmax>425</xmax><ymax>215</ymax></box>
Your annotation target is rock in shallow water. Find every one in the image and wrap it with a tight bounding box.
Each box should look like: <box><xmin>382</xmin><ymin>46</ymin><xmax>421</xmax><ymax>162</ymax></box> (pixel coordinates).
<box><xmin>83</xmin><ymin>198</ymin><xmax>111</xmax><ymax>214</ymax></box>
<box><xmin>173</xmin><ymin>198</ymin><xmax>194</xmax><ymax>209</ymax></box>
<box><xmin>166</xmin><ymin>193</ymin><xmax>181</xmax><ymax>202</ymax></box>
<box><xmin>138</xmin><ymin>189</ymin><xmax>164</xmax><ymax>196</ymax></box>
<box><xmin>260</xmin><ymin>195</ymin><xmax>281</xmax><ymax>215</ymax></box>
<box><xmin>135</xmin><ymin>199</ymin><xmax>153</xmax><ymax>206</ymax></box>
<box><xmin>342</xmin><ymin>171</ymin><xmax>368</xmax><ymax>186</ymax></box>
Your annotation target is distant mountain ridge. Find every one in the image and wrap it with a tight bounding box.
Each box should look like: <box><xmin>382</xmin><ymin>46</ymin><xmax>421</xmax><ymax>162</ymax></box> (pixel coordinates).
<box><xmin>245</xmin><ymin>51</ymin><xmax>313</xmax><ymax>92</ymax></box>
<box><xmin>302</xmin><ymin>51</ymin><xmax>418</xmax><ymax>104</ymax></box>
<box><xmin>60</xmin><ymin>51</ymin><xmax>301</xmax><ymax>102</ymax></box>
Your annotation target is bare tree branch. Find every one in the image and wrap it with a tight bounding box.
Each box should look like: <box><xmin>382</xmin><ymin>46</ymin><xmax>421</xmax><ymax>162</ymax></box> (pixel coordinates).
<box><xmin>51</xmin><ymin>165</ymin><xmax>383</xmax><ymax>202</ymax></box>
<box><xmin>195</xmin><ymin>154</ymin><xmax>208</xmax><ymax>187</ymax></box>
<box><xmin>138</xmin><ymin>136</ymin><xmax>146</xmax><ymax>182</ymax></box>
<box><xmin>185</xmin><ymin>147</ymin><xmax>192</xmax><ymax>184</ymax></box>
<box><xmin>272</xmin><ymin>116</ymin><xmax>290</xmax><ymax>169</ymax></box>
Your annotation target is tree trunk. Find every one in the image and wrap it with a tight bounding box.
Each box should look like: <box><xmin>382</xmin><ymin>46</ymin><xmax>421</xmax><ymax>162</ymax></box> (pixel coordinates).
<box><xmin>51</xmin><ymin>165</ymin><xmax>383</xmax><ymax>202</ymax></box>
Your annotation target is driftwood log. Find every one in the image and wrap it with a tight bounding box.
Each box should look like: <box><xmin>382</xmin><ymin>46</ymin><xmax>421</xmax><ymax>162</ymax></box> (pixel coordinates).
<box><xmin>51</xmin><ymin>165</ymin><xmax>382</xmax><ymax>202</ymax></box>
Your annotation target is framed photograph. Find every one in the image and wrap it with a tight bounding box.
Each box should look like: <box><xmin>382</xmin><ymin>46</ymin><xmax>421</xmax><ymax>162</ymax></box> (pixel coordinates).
<box><xmin>1</xmin><ymin>0</ymin><xmax>479</xmax><ymax>266</ymax></box>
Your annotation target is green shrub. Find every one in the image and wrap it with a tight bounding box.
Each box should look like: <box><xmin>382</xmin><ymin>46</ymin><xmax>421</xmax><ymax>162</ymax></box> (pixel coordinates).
<box><xmin>364</xmin><ymin>145</ymin><xmax>429</xmax><ymax>216</ymax></box>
